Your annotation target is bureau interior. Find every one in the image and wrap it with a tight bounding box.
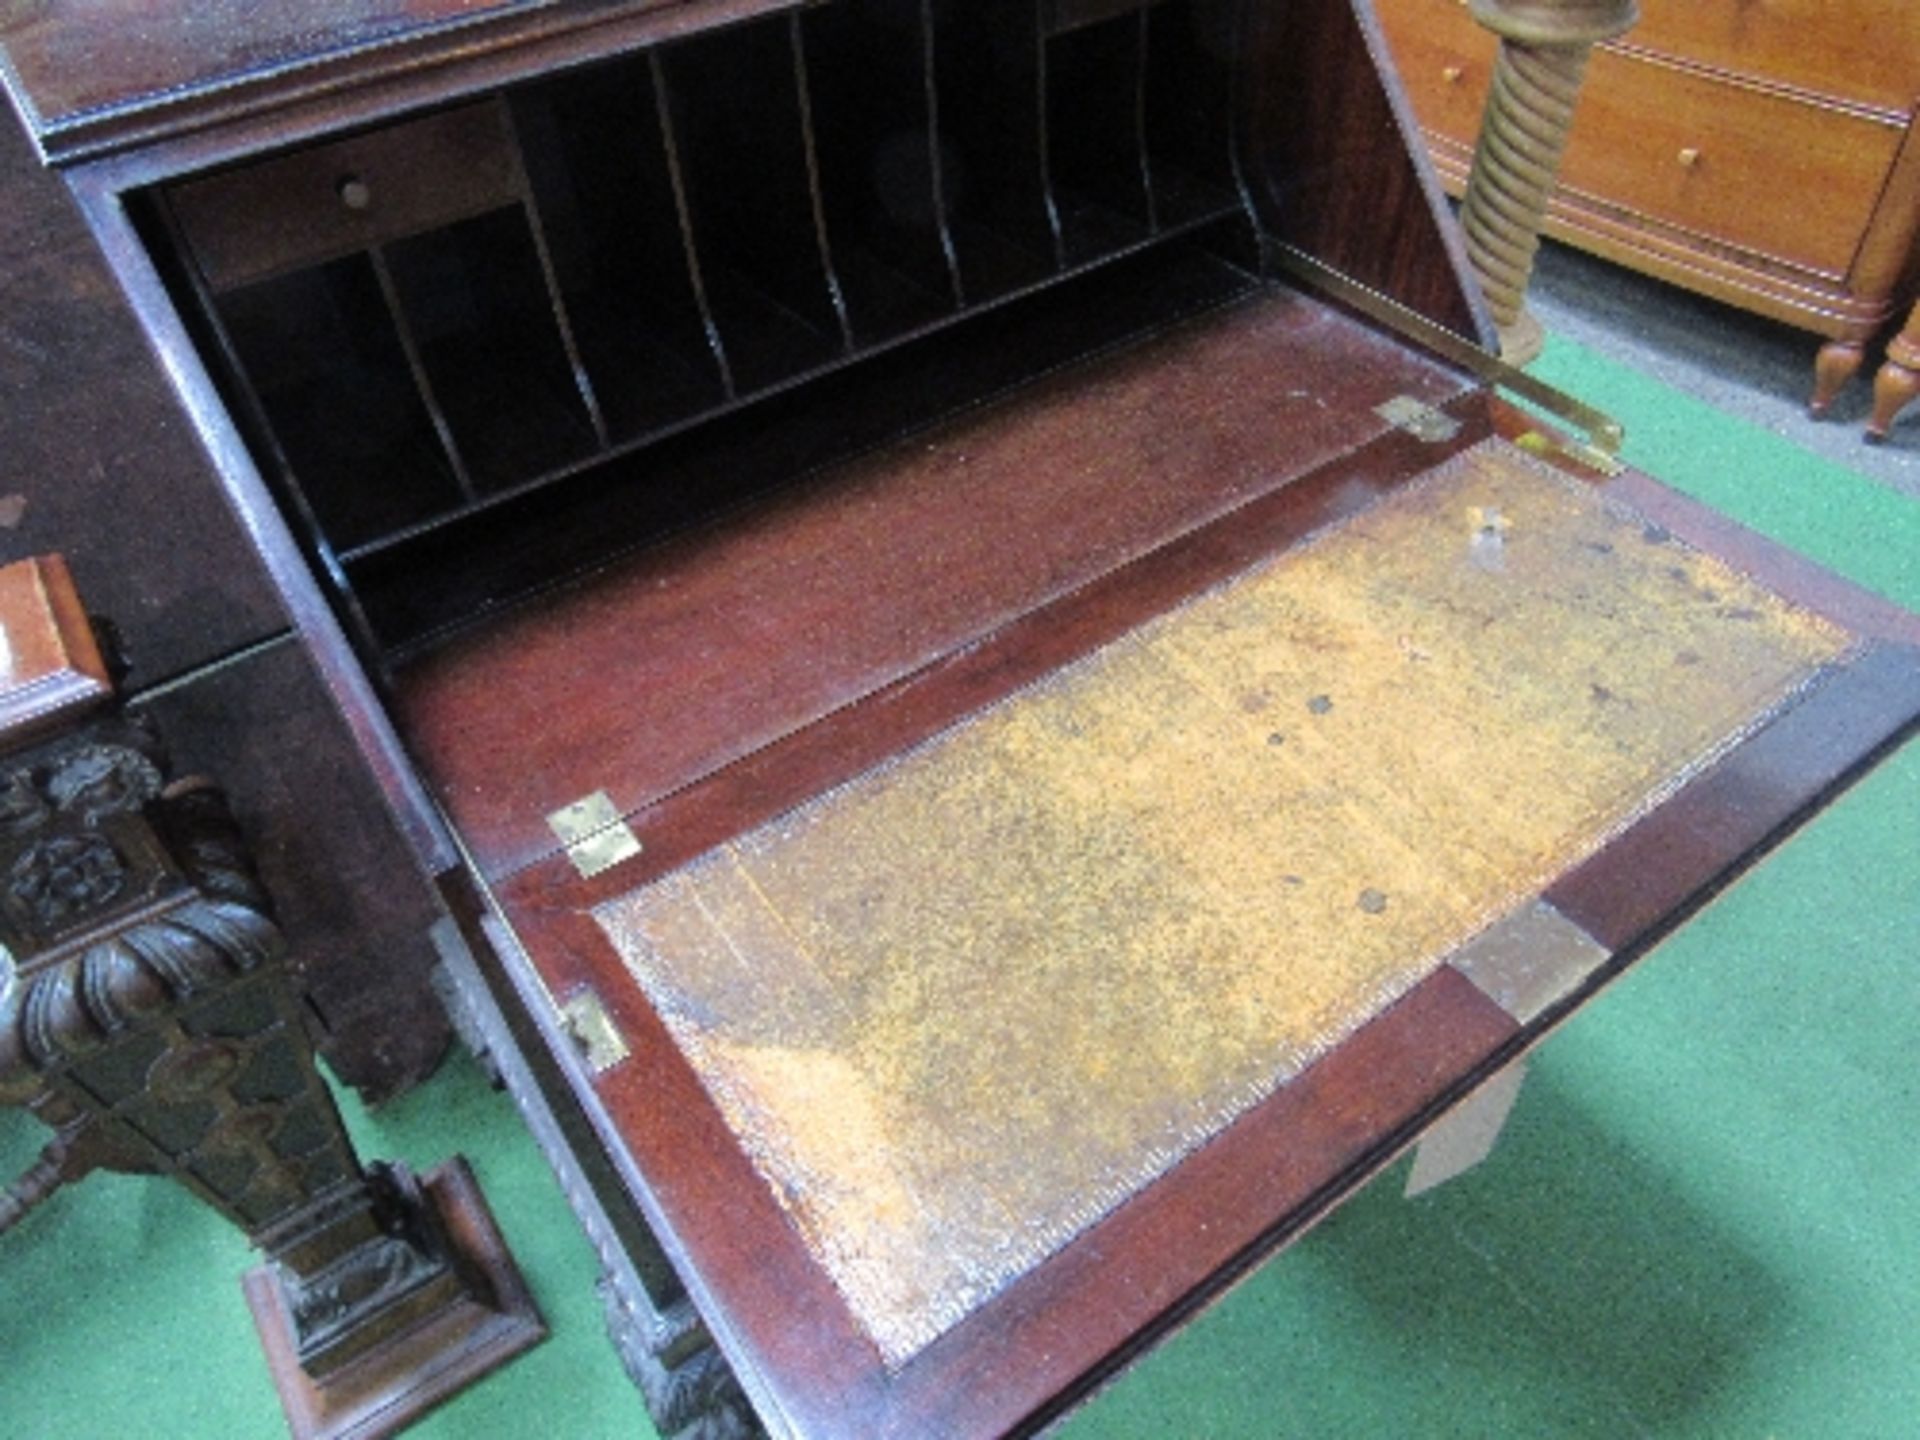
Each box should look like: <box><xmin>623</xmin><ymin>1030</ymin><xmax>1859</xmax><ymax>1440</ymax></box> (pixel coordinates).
<box><xmin>140</xmin><ymin>0</ymin><xmax>1427</xmax><ymax>669</ymax></box>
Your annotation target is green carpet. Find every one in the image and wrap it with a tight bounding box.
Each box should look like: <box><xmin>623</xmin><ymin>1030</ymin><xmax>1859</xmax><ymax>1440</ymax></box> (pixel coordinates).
<box><xmin>2</xmin><ymin>330</ymin><xmax>1915</xmax><ymax>1438</ymax></box>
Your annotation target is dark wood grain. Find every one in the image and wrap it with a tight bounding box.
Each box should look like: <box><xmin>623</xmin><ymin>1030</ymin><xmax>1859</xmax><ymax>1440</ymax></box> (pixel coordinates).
<box><xmin>0</xmin><ymin>0</ymin><xmax>545</xmax><ymax>139</ymax></box>
<box><xmin>396</xmin><ymin>282</ymin><xmax>1474</xmax><ymax>881</ymax></box>
<box><xmin>522</xmin><ymin>403</ymin><xmax>1489</xmax><ymax>897</ymax></box>
<box><xmin>478</xmin><ymin>469</ymin><xmax>1919</xmax><ymax>1437</ymax></box>
<box><xmin>469</xmin><ymin>416</ymin><xmax>1920</xmax><ymax>1437</ymax></box>
<box><xmin>1239</xmin><ymin>0</ymin><xmax>1493</xmax><ymax>347</ymax></box>
<box><xmin>0</xmin><ymin>117</ymin><xmax>289</xmax><ymax>686</ymax></box>
<box><xmin>134</xmin><ymin>638</ymin><xmax>450</xmax><ymax>1101</ymax></box>
<box><xmin>14</xmin><ymin>5</ymin><xmax>1914</xmax><ymax>1435</ymax></box>
<box><xmin>10</xmin><ymin>0</ymin><xmax>802</xmax><ymax>173</ymax></box>
<box><xmin>64</xmin><ymin>168</ymin><xmax>458</xmax><ymax>874</ymax></box>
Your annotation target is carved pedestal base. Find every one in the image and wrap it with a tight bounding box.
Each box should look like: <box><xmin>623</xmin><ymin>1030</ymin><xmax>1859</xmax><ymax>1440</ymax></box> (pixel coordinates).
<box><xmin>246</xmin><ymin>1157</ymin><xmax>544</xmax><ymax>1440</ymax></box>
<box><xmin>0</xmin><ymin>556</ymin><xmax>546</xmax><ymax>1435</ymax></box>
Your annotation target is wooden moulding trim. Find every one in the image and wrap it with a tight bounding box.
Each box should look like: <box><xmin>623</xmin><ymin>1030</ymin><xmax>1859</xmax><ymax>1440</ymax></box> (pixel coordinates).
<box><xmin>50</xmin><ymin>0</ymin><xmax>810</xmax><ymax>184</ymax></box>
<box><xmin>1597</xmin><ymin>40</ymin><xmax>1915</xmax><ymax>126</ymax></box>
<box><xmin>493</xmin><ymin>886</ymin><xmax>1518</xmax><ymax>1439</ymax></box>
<box><xmin>1426</xmin><ymin>136</ymin><xmax>1901</xmax><ymax>340</ymax></box>
<box><xmin>492</xmin><ymin>396</ymin><xmax>1494</xmax><ymax>891</ymax></box>
<box><xmin>0</xmin><ymin>554</ymin><xmax>114</xmax><ymax>749</ymax></box>
<box><xmin>244</xmin><ymin>1156</ymin><xmax>548</xmax><ymax>1440</ymax></box>
<box><xmin>61</xmin><ymin>171</ymin><xmax>458</xmax><ymax>875</ymax></box>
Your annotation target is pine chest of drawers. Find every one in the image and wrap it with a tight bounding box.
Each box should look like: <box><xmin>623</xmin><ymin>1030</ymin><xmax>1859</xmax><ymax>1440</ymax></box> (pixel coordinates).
<box><xmin>1376</xmin><ymin>0</ymin><xmax>1920</xmax><ymax>396</ymax></box>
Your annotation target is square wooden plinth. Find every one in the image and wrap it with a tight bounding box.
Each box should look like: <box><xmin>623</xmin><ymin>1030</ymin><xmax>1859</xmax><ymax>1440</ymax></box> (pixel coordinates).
<box><xmin>244</xmin><ymin>1156</ymin><xmax>546</xmax><ymax>1440</ymax></box>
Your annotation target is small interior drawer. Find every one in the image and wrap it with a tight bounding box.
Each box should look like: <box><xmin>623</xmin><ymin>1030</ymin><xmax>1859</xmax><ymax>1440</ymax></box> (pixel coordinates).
<box><xmin>167</xmin><ymin>100</ymin><xmax>521</xmax><ymax>291</ymax></box>
<box><xmin>1559</xmin><ymin>48</ymin><xmax>1904</xmax><ymax>278</ymax></box>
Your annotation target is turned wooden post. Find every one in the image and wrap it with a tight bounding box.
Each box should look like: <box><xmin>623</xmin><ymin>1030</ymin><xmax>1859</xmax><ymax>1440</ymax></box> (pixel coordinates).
<box><xmin>0</xmin><ymin>555</ymin><xmax>543</xmax><ymax>1440</ymax></box>
<box><xmin>1458</xmin><ymin>0</ymin><xmax>1638</xmax><ymax>364</ymax></box>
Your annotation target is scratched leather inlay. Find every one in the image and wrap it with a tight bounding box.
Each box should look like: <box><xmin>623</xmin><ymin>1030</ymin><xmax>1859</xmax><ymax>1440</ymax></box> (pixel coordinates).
<box><xmin>594</xmin><ymin>438</ymin><xmax>1848</xmax><ymax>1365</ymax></box>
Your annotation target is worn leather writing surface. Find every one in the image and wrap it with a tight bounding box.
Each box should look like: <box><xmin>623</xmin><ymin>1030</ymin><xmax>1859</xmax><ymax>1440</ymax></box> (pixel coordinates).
<box><xmin>593</xmin><ymin>439</ymin><xmax>1845</xmax><ymax>1365</ymax></box>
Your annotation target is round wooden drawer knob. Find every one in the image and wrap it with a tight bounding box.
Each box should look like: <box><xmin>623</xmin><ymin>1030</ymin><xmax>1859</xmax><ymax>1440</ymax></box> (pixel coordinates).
<box><xmin>337</xmin><ymin>175</ymin><xmax>374</xmax><ymax>211</ymax></box>
<box><xmin>1677</xmin><ymin>147</ymin><xmax>1702</xmax><ymax>169</ymax></box>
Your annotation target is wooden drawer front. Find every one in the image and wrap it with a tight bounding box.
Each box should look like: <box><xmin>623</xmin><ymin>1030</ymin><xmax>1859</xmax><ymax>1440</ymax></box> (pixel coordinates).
<box><xmin>1630</xmin><ymin>0</ymin><xmax>1920</xmax><ymax>114</ymax></box>
<box><xmin>168</xmin><ymin>100</ymin><xmax>520</xmax><ymax>291</ymax></box>
<box><xmin>1561</xmin><ymin>49</ymin><xmax>1904</xmax><ymax>277</ymax></box>
<box><xmin>1374</xmin><ymin>0</ymin><xmax>1494</xmax><ymax>150</ymax></box>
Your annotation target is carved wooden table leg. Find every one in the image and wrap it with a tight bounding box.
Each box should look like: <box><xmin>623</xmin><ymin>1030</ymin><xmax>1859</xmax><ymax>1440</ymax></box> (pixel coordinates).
<box><xmin>1458</xmin><ymin>0</ymin><xmax>1638</xmax><ymax>365</ymax></box>
<box><xmin>1867</xmin><ymin>298</ymin><xmax>1920</xmax><ymax>441</ymax></box>
<box><xmin>0</xmin><ymin>555</ymin><xmax>544</xmax><ymax>1440</ymax></box>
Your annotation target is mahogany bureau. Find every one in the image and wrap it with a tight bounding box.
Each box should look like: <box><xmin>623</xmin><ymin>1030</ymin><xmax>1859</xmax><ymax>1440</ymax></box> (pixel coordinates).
<box><xmin>4</xmin><ymin>2</ymin><xmax>1917</xmax><ymax>1436</ymax></box>
<box><xmin>1374</xmin><ymin>0</ymin><xmax>1920</xmax><ymax>413</ymax></box>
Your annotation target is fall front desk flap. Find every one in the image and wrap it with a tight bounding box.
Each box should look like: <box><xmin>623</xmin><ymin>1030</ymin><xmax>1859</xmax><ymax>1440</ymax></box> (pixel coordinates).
<box><xmin>578</xmin><ymin>439</ymin><xmax>1843</xmax><ymax>1366</ymax></box>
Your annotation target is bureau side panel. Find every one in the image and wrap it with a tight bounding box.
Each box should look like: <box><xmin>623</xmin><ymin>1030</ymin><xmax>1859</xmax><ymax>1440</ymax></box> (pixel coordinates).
<box><xmin>0</xmin><ymin>117</ymin><xmax>287</xmax><ymax>680</ymax></box>
<box><xmin>134</xmin><ymin>638</ymin><xmax>450</xmax><ymax>1101</ymax></box>
<box><xmin>1239</xmin><ymin>0</ymin><xmax>1494</xmax><ymax>346</ymax></box>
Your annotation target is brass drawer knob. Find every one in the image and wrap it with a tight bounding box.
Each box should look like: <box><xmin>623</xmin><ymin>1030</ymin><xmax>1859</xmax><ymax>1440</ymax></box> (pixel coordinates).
<box><xmin>1677</xmin><ymin>147</ymin><xmax>1702</xmax><ymax>169</ymax></box>
<box><xmin>1442</xmin><ymin>64</ymin><xmax>1464</xmax><ymax>84</ymax></box>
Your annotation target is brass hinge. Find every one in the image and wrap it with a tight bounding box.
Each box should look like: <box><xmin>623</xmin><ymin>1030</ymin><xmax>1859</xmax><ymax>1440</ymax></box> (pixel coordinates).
<box><xmin>1268</xmin><ymin>243</ymin><xmax>1626</xmax><ymax>477</ymax></box>
<box><xmin>546</xmin><ymin>790</ymin><xmax>643</xmax><ymax>879</ymax></box>
<box><xmin>1375</xmin><ymin>394</ymin><xmax>1463</xmax><ymax>444</ymax></box>
<box><xmin>557</xmin><ymin>987</ymin><xmax>631</xmax><ymax>1076</ymax></box>
<box><xmin>472</xmin><ymin>910</ymin><xmax>632</xmax><ymax>1080</ymax></box>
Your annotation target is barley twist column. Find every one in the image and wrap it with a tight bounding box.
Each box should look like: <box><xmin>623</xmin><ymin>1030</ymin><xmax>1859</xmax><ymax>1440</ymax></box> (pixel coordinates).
<box><xmin>1459</xmin><ymin>0</ymin><xmax>1637</xmax><ymax>364</ymax></box>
